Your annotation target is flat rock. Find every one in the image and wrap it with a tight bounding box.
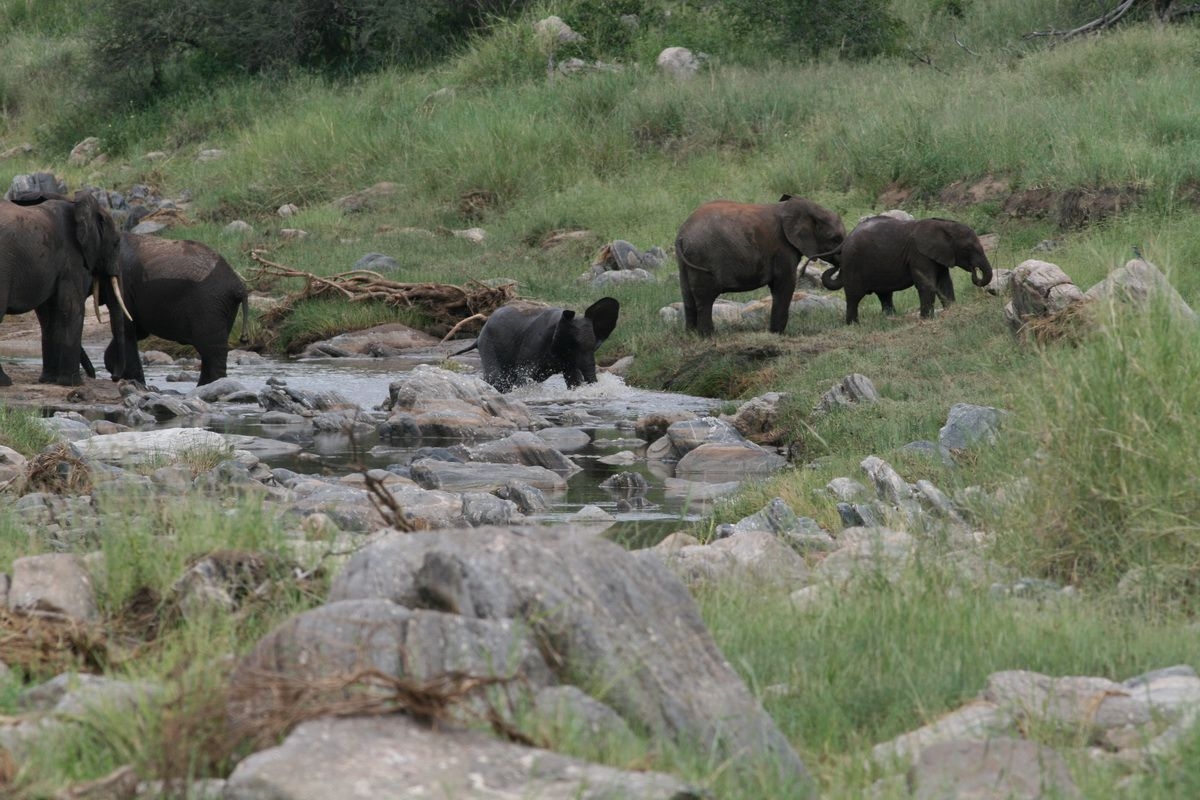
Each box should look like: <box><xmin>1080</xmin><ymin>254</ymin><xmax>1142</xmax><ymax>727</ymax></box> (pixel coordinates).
<box><xmin>674</xmin><ymin>441</ymin><xmax>787</xmax><ymax>481</ymax></box>
<box><xmin>71</xmin><ymin>428</ymin><xmax>231</xmax><ymax>465</ymax></box>
<box><xmin>410</xmin><ymin>459</ymin><xmax>567</xmax><ymax>493</ymax></box>
<box><xmin>8</xmin><ymin>554</ymin><xmax>98</xmax><ymax>622</ymax></box>
<box><xmin>222</xmin><ymin>715</ymin><xmax>701</xmax><ymax>800</ymax></box>
<box><xmin>909</xmin><ymin>738</ymin><xmax>1079</xmax><ymax>800</ymax></box>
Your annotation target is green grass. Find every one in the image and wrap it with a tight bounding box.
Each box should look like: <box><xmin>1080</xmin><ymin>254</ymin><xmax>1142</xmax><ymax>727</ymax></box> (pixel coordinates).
<box><xmin>0</xmin><ymin>404</ymin><xmax>55</xmax><ymax>456</ymax></box>
<box><xmin>4</xmin><ymin>2</ymin><xmax>1200</xmax><ymax>797</ymax></box>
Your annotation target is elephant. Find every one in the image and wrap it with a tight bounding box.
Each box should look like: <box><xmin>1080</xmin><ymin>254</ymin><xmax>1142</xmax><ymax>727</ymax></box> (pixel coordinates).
<box><xmin>674</xmin><ymin>194</ymin><xmax>845</xmax><ymax>336</ymax></box>
<box><xmin>457</xmin><ymin>297</ymin><xmax>620</xmax><ymax>393</ymax></box>
<box><xmin>88</xmin><ymin>233</ymin><xmax>251</xmax><ymax>386</ymax></box>
<box><xmin>0</xmin><ymin>191</ymin><xmax>129</xmax><ymax>386</ymax></box>
<box><xmin>820</xmin><ymin>216</ymin><xmax>994</xmax><ymax>324</ymax></box>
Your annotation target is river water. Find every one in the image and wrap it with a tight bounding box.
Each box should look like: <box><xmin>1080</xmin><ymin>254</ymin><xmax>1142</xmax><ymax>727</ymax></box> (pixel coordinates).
<box><xmin>73</xmin><ymin>344</ymin><xmax>728</xmax><ymax>547</ymax></box>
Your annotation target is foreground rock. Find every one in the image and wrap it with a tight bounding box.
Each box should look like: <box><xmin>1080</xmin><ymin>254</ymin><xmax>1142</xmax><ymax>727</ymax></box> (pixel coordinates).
<box><xmin>232</xmin><ymin>527</ymin><xmax>812</xmax><ymax>791</ymax></box>
<box><xmin>224</xmin><ymin>715</ymin><xmax>702</xmax><ymax>800</ymax></box>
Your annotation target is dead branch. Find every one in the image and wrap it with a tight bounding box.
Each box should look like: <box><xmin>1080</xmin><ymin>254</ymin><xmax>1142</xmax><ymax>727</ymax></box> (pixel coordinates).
<box><xmin>247</xmin><ymin>251</ymin><xmax>516</xmax><ymax>338</ymax></box>
<box><xmin>440</xmin><ymin>312</ymin><xmax>487</xmax><ymax>344</ymax></box>
<box><xmin>953</xmin><ymin>31</ymin><xmax>978</xmax><ymax>56</ymax></box>
<box><xmin>1026</xmin><ymin>0</ymin><xmax>1138</xmax><ymax>39</ymax></box>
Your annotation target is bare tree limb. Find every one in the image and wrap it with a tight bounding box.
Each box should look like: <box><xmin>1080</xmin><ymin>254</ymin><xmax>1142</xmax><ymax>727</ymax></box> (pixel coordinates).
<box><xmin>1026</xmin><ymin>0</ymin><xmax>1139</xmax><ymax>39</ymax></box>
<box><xmin>953</xmin><ymin>31</ymin><xmax>978</xmax><ymax>56</ymax></box>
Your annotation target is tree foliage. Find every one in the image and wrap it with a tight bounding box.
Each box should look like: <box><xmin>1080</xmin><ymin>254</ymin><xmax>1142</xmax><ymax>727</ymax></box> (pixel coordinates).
<box><xmin>90</xmin><ymin>0</ymin><xmax>530</xmax><ymax>90</ymax></box>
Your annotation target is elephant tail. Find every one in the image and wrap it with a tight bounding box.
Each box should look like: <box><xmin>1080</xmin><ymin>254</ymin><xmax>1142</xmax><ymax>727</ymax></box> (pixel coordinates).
<box><xmin>238</xmin><ymin>294</ymin><xmax>251</xmax><ymax>344</ymax></box>
<box><xmin>674</xmin><ymin>237</ymin><xmax>711</xmax><ymax>274</ymax></box>
<box><xmin>820</xmin><ymin>264</ymin><xmax>844</xmax><ymax>290</ymax></box>
<box><xmin>452</xmin><ymin>341</ymin><xmax>478</xmax><ymax>356</ymax></box>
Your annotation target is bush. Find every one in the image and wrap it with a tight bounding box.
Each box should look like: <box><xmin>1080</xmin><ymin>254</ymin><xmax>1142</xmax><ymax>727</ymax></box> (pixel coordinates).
<box><xmin>724</xmin><ymin>0</ymin><xmax>906</xmax><ymax>61</ymax></box>
<box><xmin>91</xmin><ymin>0</ymin><xmax>533</xmax><ymax>81</ymax></box>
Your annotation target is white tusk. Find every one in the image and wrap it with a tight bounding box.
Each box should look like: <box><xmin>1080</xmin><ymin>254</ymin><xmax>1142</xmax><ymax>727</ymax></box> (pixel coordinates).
<box><xmin>92</xmin><ymin>283</ymin><xmax>102</xmax><ymax>323</ymax></box>
<box><xmin>111</xmin><ymin>276</ymin><xmax>133</xmax><ymax>322</ymax></box>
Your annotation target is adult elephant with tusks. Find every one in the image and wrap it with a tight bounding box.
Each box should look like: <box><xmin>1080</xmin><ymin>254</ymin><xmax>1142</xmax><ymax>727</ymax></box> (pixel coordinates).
<box><xmin>674</xmin><ymin>194</ymin><xmax>845</xmax><ymax>336</ymax></box>
<box><xmin>820</xmin><ymin>216</ymin><xmax>994</xmax><ymax>324</ymax></box>
<box><xmin>458</xmin><ymin>298</ymin><xmax>620</xmax><ymax>393</ymax></box>
<box><xmin>88</xmin><ymin>233</ymin><xmax>251</xmax><ymax>386</ymax></box>
<box><xmin>0</xmin><ymin>191</ymin><xmax>130</xmax><ymax>386</ymax></box>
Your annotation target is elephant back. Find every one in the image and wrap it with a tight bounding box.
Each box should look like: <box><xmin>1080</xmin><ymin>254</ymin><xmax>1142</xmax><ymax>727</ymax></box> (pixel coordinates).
<box><xmin>125</xmin><ymin>235</ymin><xmax>228</xmax><ymax>282</ymax></box>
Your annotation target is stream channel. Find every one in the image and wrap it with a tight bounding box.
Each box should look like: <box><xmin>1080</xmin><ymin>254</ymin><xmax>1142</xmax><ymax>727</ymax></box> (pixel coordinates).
<box><xmin>68</xmin><ymin>343</ymin><xmax>728</xmax><ymax>547</ymax></box>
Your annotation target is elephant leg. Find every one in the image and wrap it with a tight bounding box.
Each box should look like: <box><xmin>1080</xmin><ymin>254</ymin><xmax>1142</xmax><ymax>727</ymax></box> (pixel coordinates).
<box><xmin>105</xmin><ymin>337</ymin><xmax>142</xmax><ymax>383</ymax></box>
<box><xmin>0</xmin><ymin>363</ymin><xmax>10</xmax><ymax>387</ymax></box>
<box><xmin>196</xmin><ymin>346</ymin><xmax>230</xmax><ymax>386</ymax></box>
<box><xmin>845</xmin><ymin>292</ymin><xmax>865</xmax><ymax>324</ymax></box>
<box><xmin>679</xmin><ymin>269</ymin><xmax>698</xmax><ymax>331</ymax></box>
<box><xmin>936</xmin><ymin>269</ymin><xmax>956</xmax><ymax>309</ymax></box>
<box><xmin>915</xmin><ymin>286</ymin><xmax>938</xmax><ymax>318</ymax></box>
<box><xmin>876</xmin><ymin>292</ymin><xmax>896</xmax><ymax>315</ymax></box>
<box><xmin>912</xmin><ymin>270</ymin><xmax>943</xmax><ymax>318</ymax></box>
<box><xmin>80</xmin><ymin>348</ymin><xmax>96</xmax><ymax>379</ymax></box>
<box><xmin>34</xmin><ymin>304</ymin><xmax>83</xmax><ymax>386</ymax></box>
<box><xmin>768</xmin><ymin>269</ymin><xmax>797</xmax><ymax>334</ymax></box>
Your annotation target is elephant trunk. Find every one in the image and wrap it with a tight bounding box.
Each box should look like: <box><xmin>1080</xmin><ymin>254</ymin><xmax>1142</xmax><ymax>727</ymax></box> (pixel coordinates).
<box><xmin>820</xmin><ymin>264</ymin><xmax>844</xmax><ymax>290</ymax></box>
<box><xmin>971</xmin><ymin>262</ymin><xmax>993</xmax><ymax>287</ymax></box>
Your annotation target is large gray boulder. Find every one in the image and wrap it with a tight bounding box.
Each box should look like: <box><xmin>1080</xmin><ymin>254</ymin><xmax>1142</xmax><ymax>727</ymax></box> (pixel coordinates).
<box><xmin>324</xmin><ymin>527</ymin><xmax>812</xmax><ymax>789</ymax></box>
<box><xmin>1084</xmin><ymin>258</ymin><xmax>1197</xmax><ymax>322</ymax></box>
<box><xmin>223</xmin><ymin>715</ymin><xmax>701</xmax><ymax>800</ymax></box>
<box><xmin>381</xmin><ymin>365</ymin><xmax>546</xmax><ymax>439</ymax></box>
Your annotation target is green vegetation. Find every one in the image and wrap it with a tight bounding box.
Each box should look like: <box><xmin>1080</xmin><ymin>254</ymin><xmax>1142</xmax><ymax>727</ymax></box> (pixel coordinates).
<box><xmin>0</xmin><ymin>405</ymin><xmax>54</xmax><ymax>456</ymax></box>
<box><xmin>3</xmin><ymin>0</ymin><xmax>1200</xmax><ymax>796</ymax></box>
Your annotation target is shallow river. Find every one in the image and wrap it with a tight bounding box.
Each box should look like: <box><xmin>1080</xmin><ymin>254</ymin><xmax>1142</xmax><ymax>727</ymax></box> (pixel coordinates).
<box><xmin>75</xmin><ymin>344</ymin><xmax>727</xmax><ymax>547</ymax></box>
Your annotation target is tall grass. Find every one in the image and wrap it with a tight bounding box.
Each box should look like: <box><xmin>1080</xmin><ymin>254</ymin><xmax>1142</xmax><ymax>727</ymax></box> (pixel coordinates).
<box><xmin>985</xmin><ymin>298</ymin><xmax>1200</xmax><ymax>587</ymax></box>
<box><xmin>698</xmin><ymin>574</ymin><xmax>1200</xmax><ymax>795</ymax></box>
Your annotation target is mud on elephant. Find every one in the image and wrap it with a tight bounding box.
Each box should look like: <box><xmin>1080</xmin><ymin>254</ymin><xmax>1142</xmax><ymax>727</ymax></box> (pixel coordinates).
<box><xmin>458</xmin><ymin>297</ymin><xmax>620</xmax><ymax>393</ymax></box>
<box><xmin>675</xmin><ymin>194</ymin><xmax>845</xmax><ymax>336</ymax></box>
<box><xmin>0</xmin><ymin>191</ymin><xmax>129</xmax><ymax>386</ymax></box>
<box><xmin>89</xmin><ymin>234</ymin><xmax>251</xmax><ymax>386</ymax></box>
<box><xmin>820</xmin><ymin>216</ymin><xmax>993</xmax><ymax>324</ymax></box>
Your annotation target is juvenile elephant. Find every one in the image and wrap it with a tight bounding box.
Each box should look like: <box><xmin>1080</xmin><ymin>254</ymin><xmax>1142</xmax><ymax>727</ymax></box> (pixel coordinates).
<box><xmin>459</xmin><ymin>298</ymin><xmax>620</xmax><ymax>393</ymax></box>
<box><xmin>820</xmin><ymin>216</ymin><xmax>994</xmax><ymax>324</ymax></box>
<box><xmin>91</xmin><ymin>234</ymin><xmax>251</xmax><ymax>386</ymax></box>
<box><xmin>0</xmin><ymin>192</ymin><xmax>129</xmax><ymax>386</ymax></box>
<box><xmin>675</xmin><ymin>194</ymin><xmax>845</xmax><ymax>335</ymax></box>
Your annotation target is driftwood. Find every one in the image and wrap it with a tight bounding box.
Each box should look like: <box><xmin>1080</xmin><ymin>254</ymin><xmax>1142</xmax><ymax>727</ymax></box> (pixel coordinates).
<box><xmin>248</xmin><ymin>251</ymin><xmax>515</xmax><ymax>336</ymax></box>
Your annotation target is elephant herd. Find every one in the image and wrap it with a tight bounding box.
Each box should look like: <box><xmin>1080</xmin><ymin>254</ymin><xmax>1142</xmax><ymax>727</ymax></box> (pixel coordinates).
<box><xmin>0</xmin><ymin>188</ymin><xmax>990</xmax><ymax>396</ymax></box>
<box><xmin>478</xmin><ymin>196</ymin><xmax>994</xmax><ymax>394</ymax></box>
<box><xmin>0</xmin><ymin>191</ymin><xmax>249</xmax><ymax>388</ymax></box>
<box><xmin>675</xmin><ymin>194</ymin><xmax>994</xmax><ymax>334</ymax></box>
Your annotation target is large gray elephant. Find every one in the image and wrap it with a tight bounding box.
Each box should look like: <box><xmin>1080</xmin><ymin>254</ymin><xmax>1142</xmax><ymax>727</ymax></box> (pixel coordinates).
<box><xmin>89</xmin><ymin>234</ymin><xmax>251</xmax><ymax>386</ymax></box>
<box><xmin>820</xmin><ymin>216</ymin><xmax>994</xmax><ymax>324</ymax></box>
<box><xmin>458</xmin><ymin>298</ymin><xmax>620</xmax><ymax>393</ymax></box>
<box><xmin>0</xmin><ymin>192</ymin><xmax>128</xmax><ymax>386</ymax></box>
<box><xmin>674</xmin><ymin>194</ymin><xmax>845</xmax><ymax>336</ymax></box>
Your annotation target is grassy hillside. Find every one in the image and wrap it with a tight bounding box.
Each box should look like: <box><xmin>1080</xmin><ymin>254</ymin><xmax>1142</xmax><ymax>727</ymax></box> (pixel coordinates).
<box><xmin>3</xmin><ymin>1</ymin><xmax>1200</xmax><ymax>796</ymax></box>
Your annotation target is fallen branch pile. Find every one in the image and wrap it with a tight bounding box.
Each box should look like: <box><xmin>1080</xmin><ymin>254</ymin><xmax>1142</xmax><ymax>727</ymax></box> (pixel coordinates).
<box><xmin>248</xmin><ymin>251</ymin><xmax>516</xmax><ymax>335</ymax></box>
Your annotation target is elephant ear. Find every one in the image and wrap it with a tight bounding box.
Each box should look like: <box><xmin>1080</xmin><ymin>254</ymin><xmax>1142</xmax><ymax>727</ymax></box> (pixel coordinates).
<box><xmin>781</xmin><ymin>204</ymin><xmax>819</xmax><ymax>257</ymax></box>
<box><xmin>584</xmin><ymin>297</ymin><xmax>619</xmax><ymax>347</ymax></box>
<box><xmin>914</xmin><ymin>220</ymin><xmax>957</xmax><ymax>267</ymax></box>
<box><xmin>72</xmin><ymin>192</ymin><xmax>103</xmax><ymax>272</ymax></box>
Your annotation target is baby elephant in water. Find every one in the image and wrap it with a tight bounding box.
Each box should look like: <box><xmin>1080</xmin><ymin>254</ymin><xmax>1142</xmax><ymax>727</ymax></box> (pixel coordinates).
<box><xmin>461</xmin><ymin>298</ymin><xmax>620</xmax><ymax>393</ymax></box>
